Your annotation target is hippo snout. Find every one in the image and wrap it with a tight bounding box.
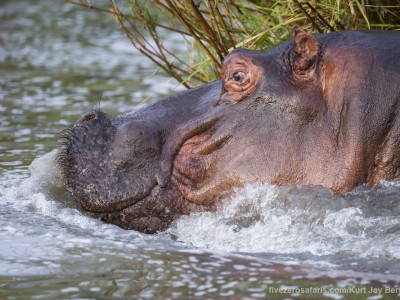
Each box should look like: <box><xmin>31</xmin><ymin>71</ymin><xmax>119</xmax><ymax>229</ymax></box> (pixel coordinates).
<box><xmin>59</xmin><ymin>109</ymin><xmax>164</xmax><ymax>214</ymax></box>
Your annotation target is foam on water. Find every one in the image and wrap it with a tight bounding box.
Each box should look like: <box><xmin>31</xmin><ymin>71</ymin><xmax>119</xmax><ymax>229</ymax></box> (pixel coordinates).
<box><xmin>1</xmin><ymin>150</ymin><xmax>148</xmax><ymax>239</ymax></box>
<box><xmin>0</xmin><ymin>151</ymin><xmax>156</xmax><ymax>275</ymax></box>
<box><xmin>171</xmin><ymin>181</ymin><xmax>400</xmax><ymax>262</ymax></box>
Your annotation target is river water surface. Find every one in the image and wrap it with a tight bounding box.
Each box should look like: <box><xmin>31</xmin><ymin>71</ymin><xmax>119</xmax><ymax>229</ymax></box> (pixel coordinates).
<box><xmin>1</xmin><ymin>1</ymin><xmax>400</xmax><ymax>299</ymax></box>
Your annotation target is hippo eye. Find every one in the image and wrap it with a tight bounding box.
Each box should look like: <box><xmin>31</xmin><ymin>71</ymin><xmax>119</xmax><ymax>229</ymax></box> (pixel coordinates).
<box><xmin>233</xmin><ymin>72</ymin><xmax>243</xmax><ymax>82</ymax></box>
<box><xmin>220</xmin><ymin>54</ymin><xmax>262</xmax><ymax>104</ymax></box>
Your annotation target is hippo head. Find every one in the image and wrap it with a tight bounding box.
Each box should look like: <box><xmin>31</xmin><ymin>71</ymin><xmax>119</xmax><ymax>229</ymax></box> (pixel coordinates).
<box><xmin>58</xmin><ymin>30</ymin><xmax>400</xmax><ymax>233</ymax></box>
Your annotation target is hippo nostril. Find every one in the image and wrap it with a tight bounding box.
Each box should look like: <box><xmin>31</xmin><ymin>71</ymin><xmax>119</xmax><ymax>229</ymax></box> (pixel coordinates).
<box><xmin>77</xmin><ymin>111</ymin><xmax>98</xmax><ymax>125</ymax></box>
<box><xmin>82</xmin><ymin>113</ymin><xmax>96</xmax><ymax>122</ymax></box>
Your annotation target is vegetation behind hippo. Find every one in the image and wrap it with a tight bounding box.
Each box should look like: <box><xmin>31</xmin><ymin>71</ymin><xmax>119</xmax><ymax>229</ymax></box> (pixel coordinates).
<box><xmin>64</xmin><ymin>0</ymin><xmax>400</xmax><ymax>87</ymax></box>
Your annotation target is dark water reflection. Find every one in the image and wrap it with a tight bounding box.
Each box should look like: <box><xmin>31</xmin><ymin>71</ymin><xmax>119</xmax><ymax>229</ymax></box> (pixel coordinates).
<box><xmin>0</xmin><ymin>0</ymin><xmax>180</xmax><ymax>176</ymax></box>
<box><xmin>0</xmin><ymin>1</ymin><xmax>400</xmax><ymax>299</ymax></box>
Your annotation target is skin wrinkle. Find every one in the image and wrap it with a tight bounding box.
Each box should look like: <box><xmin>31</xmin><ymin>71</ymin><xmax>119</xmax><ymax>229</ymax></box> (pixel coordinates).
<box><xmin>318</xmin><ymin>46</ymin><xmax>348</xmax><ymax>159</ymax></box>
<box><xmin>332</xmin><ymin>50</ymin><xmax>375</xmax><ymax>190</ymax></box>
<box><xmin>170</xmin><ymin>126</ymin><xmax>221</xmax><ymax>204</ymax></box>
<box><xmin>369</xmin><ymin>92</ymin><xmax>400</xmax><ymax>182</ymax></box>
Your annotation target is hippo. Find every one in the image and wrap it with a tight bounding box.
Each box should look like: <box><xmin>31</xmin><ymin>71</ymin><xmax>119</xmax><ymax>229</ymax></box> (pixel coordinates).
<box><xmin>58</xmin><ymin>30</ymin><xmax>400</xmax><ymax>233</ymax></box>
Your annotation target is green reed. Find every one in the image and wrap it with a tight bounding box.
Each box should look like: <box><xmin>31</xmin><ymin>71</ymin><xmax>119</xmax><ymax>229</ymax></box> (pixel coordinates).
<box><xmin>63</xmin><ymin>0</ymin><xmax>400</xmax><ymax>88</ymax></box>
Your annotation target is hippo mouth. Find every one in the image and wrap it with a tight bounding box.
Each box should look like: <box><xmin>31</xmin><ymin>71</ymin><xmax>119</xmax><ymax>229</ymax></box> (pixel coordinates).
<box><xmin>172</xmin><ymin>128</ymin><xmax>219</xmax><ymax>203</ymax></box>
<box><xmin>161</xmin><ymin>109</ymin><xmax>238</xmax><ymax>206</ymax></box>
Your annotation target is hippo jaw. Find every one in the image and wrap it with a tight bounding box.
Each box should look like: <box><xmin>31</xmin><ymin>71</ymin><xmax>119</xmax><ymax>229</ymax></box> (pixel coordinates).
<box><xmin>57</xmin><ymin>120</ymin><xmax>219</xmax><ymax>233</ymax></box>
<box><xmin>57</xmin><ymin>82</ymin><xmax>231</xmax><ymax>233</ymax></box>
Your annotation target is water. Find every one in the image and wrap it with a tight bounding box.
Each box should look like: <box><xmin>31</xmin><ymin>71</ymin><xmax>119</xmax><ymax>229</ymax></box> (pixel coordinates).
<box><xmin>1</xmin><ymin>1</ymin><xmax>400</xmax><ymax>299</ymax></box>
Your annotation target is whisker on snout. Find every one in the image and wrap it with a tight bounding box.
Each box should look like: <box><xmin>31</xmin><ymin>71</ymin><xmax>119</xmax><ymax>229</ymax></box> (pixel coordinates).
<box><xmin>56</xmin><ymin>126</ymin><xmax>74</xmax><ymax>176</ymax></box>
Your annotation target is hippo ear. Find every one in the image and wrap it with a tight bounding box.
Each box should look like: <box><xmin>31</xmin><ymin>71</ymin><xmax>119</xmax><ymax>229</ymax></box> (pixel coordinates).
<box><xmin>290</xmin><ymin>30</ymin><xmax>320</xmax><ymax>77</ymax></box>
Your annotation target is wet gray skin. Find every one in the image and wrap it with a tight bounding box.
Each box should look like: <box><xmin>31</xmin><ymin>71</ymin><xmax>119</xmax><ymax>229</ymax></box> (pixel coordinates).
<box><xmin>58</xmin><ymin>30</ymin><xmax>400</xmax><ymax>233</ymax></box>
<box><xmin>59</xmin><ymin>82</ymin><xmax>225</xmax><ymax>233</ymax></box>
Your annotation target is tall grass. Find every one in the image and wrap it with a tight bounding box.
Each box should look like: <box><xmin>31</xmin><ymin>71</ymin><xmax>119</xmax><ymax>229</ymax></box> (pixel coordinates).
<box><xmin>64</xmin><ymin>0</ymin><xmax>400</xmax><ymax>88</ymax></box>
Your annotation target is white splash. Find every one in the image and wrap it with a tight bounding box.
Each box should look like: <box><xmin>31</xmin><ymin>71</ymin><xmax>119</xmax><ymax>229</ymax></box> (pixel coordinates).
<box><xmin>0</xmin><ymin>150</ymin><xmax>145</xmax><ymax>244</ymax></box>
<box><xmin>171</xmin><ymin>183</ymin><xmax>400</xmax><ymax>259</ymax></box>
